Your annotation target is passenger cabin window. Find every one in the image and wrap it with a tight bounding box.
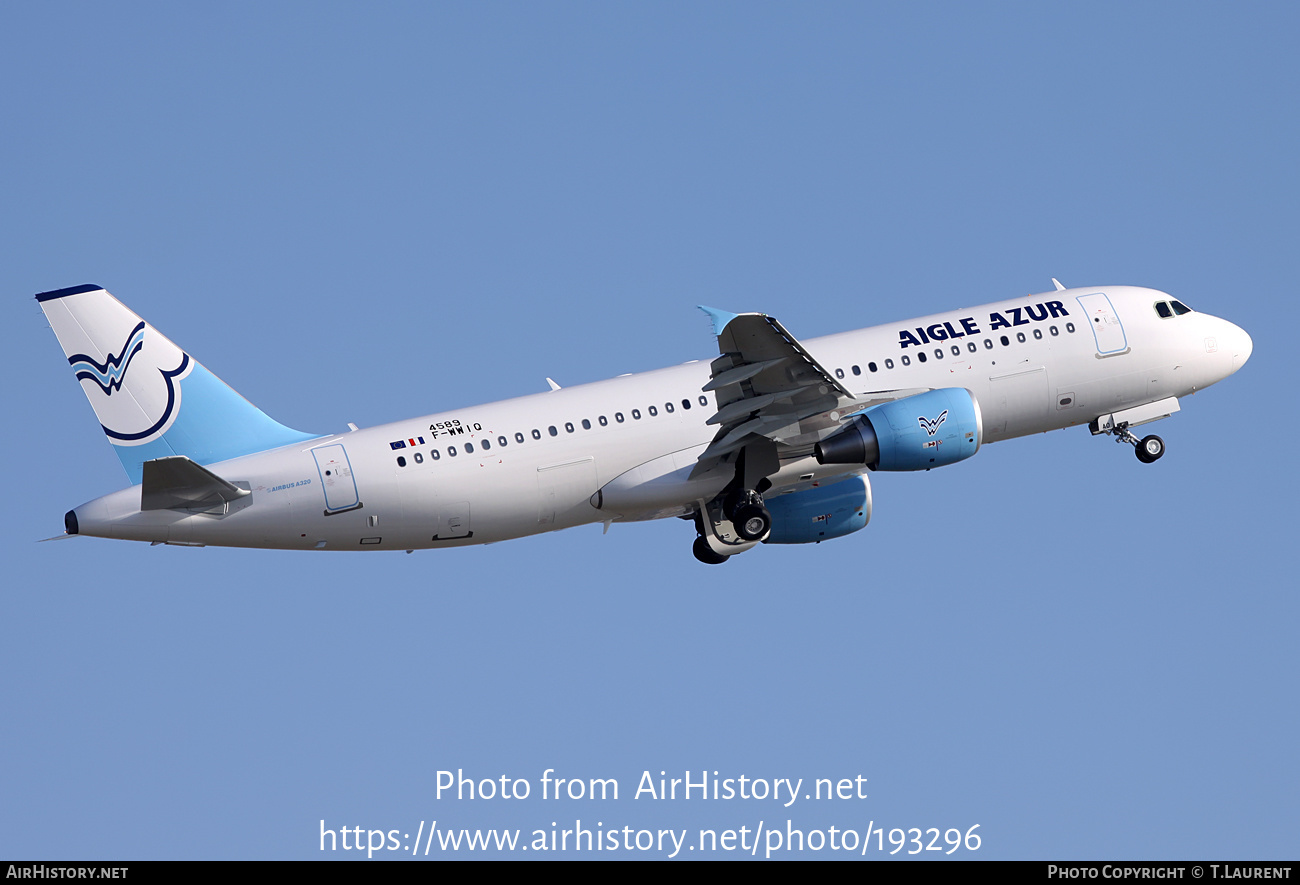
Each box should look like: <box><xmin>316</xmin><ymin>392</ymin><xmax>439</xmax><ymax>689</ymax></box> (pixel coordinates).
<box><xmin>868</xmin><ymin>362</ymin><xmax>878</xmax><ymax>372</ymax></box>
<box><xmin>581</xmin><ymin>419</ymin><xmax>591</xmax><ymax>430</ymax></box>
<box><xmin>852</xmin><ymin>365</ymin><xmax>861</xmax><ymax>375</ymax></box>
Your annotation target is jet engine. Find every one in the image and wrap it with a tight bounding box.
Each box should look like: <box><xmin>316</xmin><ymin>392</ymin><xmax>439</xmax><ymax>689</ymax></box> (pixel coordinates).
<box><xmin>814</xmin><ymin>388</ymin><xmax>982</xmax><ymax>471</ymax></box>
<box><xmin>764</xmin><ymin>475</ymin><xmax>872</xmax><ymax>544</ymax></box>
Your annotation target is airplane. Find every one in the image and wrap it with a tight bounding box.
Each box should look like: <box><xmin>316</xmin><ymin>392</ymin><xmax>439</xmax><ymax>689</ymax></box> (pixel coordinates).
<box><xmin>36</xmin><ymin>280</ymin><xmax>1252</xmax><ymax>564</ymax></box>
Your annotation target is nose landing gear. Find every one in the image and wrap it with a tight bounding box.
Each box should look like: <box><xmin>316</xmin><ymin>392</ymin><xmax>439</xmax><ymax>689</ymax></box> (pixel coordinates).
<box><xmin>1105</xmin><ymin>420</ymin><xmax>1166</xmax><ymax>463</ymax></box>
<box><xmin>1136</xmin><ymin>434</ymin><xmax>1165</xmax><ymax>463</ymax></box>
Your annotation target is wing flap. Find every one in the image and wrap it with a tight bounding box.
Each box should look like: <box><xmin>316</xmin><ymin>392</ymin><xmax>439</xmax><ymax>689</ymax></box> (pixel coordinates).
<box><xmin>701</xmin><ymin>357</ymin><xmax>788</xmax><ymax>392</ymax></box>
<box><xmin>706</xmin><ymin>392</ymin><xmax>779</xmax><ymax>426</ymax></box>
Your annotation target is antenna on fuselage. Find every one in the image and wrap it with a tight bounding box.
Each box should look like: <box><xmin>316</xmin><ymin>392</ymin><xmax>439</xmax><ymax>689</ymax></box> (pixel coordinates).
<box><xmin>1051</xmin><ymin>278</ymin><xmax>1067</xmax><ymax>291</ymax></box>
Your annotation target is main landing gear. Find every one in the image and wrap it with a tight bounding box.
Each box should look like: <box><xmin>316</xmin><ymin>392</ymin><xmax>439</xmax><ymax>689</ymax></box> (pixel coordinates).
<box><xmin>691</xmin><ymin>488</ymin><xmax>773</xmax><ymax>565</ymax></box>
<box><xmin>724</xmin><ymin>489</ymin><xmax>772</xmax><ymax>541</ymax></box>
<box><xmin>692</xmin><ymin>535</ymin><xmax>729</xmax><ymax>565</ymax></box>
<box><xmin>690</xmin><ymin>442</ymin><xmax>778</xmax><ymax>564</ymax></box>
<box><xmin>1104</xmin><ymin>421</ymin><xmax>1166</xmax><ymax>464</ymax></box>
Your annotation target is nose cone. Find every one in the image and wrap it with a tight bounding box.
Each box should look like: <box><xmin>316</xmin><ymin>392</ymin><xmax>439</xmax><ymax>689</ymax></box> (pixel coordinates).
<box><xmin>1225</xmin><ymin>321</ymin><xmax>1253</xmax><ymax>375</ymax></box>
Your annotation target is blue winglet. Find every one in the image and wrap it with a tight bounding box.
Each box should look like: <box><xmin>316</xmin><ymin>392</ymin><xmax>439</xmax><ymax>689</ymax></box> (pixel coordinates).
<box><xmin>698</xmin><ymin>305</ymin><xmax>740</xmax><ymax>337</ymax></box>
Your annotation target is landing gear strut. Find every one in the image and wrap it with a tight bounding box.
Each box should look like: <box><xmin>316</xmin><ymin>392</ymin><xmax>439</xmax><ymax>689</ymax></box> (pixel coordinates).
<box><xmin>1105</xmin><ymin>421</ymin><xmax>1165</xmax><ymax>464</ymax></box>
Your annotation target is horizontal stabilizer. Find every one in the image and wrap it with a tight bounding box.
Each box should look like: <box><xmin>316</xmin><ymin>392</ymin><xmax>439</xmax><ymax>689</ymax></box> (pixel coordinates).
<box><xmin>141</xmin><ymin>456</ymin><xmax>250</xmax><ymax>512</ymax></box>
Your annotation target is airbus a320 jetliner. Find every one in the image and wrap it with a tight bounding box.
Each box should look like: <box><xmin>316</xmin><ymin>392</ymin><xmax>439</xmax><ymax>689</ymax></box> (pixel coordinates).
<box><xmin>38</xmin><ymin>281</ymin><xmax>1251</xmax><ymax>563</ymax></box>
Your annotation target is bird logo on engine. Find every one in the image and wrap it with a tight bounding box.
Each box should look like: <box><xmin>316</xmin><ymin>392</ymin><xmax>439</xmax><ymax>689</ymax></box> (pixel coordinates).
<box><xmin>917</xmin><ymin>410</ymin><xmax>949</xmax><ymax>437</ymax></box>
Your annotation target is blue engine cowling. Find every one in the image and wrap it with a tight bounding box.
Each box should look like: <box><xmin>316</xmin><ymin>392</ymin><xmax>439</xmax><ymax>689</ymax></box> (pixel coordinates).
<box><xmin>763</xmin><ymin>475</ymin><xmax>872</xmax><ymax>544</ymax></box>
<box><xmin>814</xmin><ymin>388</ymin><xmax>982</xmax><ymax>471</ymax></box>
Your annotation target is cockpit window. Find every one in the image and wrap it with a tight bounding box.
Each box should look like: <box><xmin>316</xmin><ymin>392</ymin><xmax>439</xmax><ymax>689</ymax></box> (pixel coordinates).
<box><xmin>1171</xmin><ymin>300</ymin><xmax>1192</xmax><ymax>315</ymax></box>
<box><xmin>1155</xmin><ymin>301</ymin><xmax>1173</xmax><ymax>318</ymax></box>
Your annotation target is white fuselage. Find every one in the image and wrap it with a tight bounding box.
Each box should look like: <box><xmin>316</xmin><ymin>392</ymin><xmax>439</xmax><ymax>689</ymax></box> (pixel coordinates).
<box><xmin>69</xmin><ymin>286</ymin><xmax>1252</xmax><ymax>551</ymax></box>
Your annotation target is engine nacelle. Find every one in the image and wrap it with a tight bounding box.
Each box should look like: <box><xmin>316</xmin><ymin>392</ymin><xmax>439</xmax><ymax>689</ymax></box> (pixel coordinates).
<box><xmin>815</xmin><ymin>388</ymin><xmax>982</xmax><ymax>471</ymax></box>
<box><xmin>764</xmin><ymin>475</ymin><xmax>872</xmax><ymax>545</ymax></box>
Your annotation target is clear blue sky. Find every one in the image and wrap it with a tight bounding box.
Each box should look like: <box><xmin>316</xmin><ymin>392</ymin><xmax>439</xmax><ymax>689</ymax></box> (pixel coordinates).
<box><xmin>3</xmin><ymin>2</ymin><xmax>1295</xmax><ymax>860</ymax></box>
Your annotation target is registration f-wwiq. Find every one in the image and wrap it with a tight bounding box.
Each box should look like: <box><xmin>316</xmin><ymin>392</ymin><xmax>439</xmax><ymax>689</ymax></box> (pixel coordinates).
<box><xmin>37</xmin><ymin>280</ymin><xmax>1251</xmax><ymax>563</ymax></box>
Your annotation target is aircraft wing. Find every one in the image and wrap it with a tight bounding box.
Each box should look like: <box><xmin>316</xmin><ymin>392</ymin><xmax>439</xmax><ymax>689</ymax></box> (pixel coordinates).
<box><xmin>693</xmin><ymin>307</ymin><xmax>935</xmax><ymax>477</ymax></box>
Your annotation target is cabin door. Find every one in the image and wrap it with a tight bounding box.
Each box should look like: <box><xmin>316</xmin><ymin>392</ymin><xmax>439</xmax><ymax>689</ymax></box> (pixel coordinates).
<box><xmin>1076</xmin><ymin>293</ymin><xmax>1129</xmax><ymax>356</ymax></box>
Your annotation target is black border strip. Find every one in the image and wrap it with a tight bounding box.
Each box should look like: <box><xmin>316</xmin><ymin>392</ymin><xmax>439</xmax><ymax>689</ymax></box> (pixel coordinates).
<box><xmin>35</xmin><ymin>284</ymin><xmax>105</xmax><ymax>302</ymax></box>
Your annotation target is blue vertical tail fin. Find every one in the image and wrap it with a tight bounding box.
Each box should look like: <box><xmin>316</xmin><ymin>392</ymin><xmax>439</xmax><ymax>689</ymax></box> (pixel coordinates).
<box><xmin>38</xmin><ymin>285</ymin><xmax>319</xmax><ymax>483</ymax></box>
